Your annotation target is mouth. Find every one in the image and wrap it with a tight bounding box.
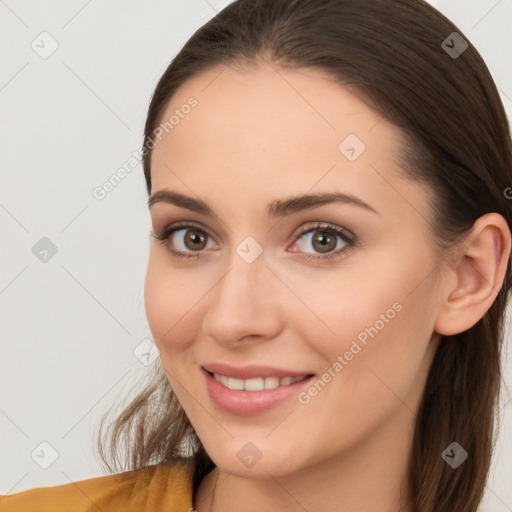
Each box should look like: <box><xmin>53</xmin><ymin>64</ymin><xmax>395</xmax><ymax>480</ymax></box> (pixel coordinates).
<box><xmin>207</xmin><ymin>371</ymin><xmax>312</xmax><ymax>391</ymax></box>
<box><xmin>201</xmin><ymin>365</ymin><xmax>316</xmax><ymax>416</ymax></box>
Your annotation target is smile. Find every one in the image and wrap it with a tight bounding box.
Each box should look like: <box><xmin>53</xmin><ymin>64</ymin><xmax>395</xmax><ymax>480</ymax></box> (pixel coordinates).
<box><xmin>202</xmin><ymin>366</ymin><xmax>316</xmax><ymax>416</ymax></box>
<box><xmin>212</xmin><ymin>372</ymin><xmax>309</xmax><ymax>391</ymax></box>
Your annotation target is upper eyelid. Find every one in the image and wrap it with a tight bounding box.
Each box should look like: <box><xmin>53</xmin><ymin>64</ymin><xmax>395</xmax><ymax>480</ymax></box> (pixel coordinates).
<box><xmin>162</xmin><ymin>221</ymin><xmax>217</xmax><ymax>241</ymax></box>
<box><xmin>158</xmin><ymin>220</ymin><xmax>354</xmax><ymax>246</ymax></box>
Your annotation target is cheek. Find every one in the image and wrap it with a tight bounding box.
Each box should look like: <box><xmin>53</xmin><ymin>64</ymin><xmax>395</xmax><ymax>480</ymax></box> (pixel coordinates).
<box><xmin>294</xmin><ymin>270</ymin><xmax>399</xmax><ymax>356</ymax></box>
<box><xmin>301</xmin><ymin>259</ymin><xmax>433</xmax><ymax>389</ymax></box>
<box><xmin>144</xmin><ymin>255</ymin><xmax>201</xmax><ymax>353</ymax></box>
<box><xmin>329</xmin><ymin>289</ymin><xmax>433</xmax><ymax>418</ymax></box>
<box><xmin>294</xmin><ymin>293</ymin><xmax>432</xmax><ymax>458</ymax></box>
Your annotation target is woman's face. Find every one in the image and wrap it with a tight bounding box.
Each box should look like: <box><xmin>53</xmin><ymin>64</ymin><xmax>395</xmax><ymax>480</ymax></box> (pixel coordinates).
<box><xmin>145</xmin><ymin>62</ymin><xmax>445</xmax><ymax>478</ymax></box>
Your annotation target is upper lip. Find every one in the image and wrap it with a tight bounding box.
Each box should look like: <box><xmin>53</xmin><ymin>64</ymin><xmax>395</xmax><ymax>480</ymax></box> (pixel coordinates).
<box><xmin>202</xmin><ymin>363</ymin><xmax>314</xmax><ymax>380</ymax></box>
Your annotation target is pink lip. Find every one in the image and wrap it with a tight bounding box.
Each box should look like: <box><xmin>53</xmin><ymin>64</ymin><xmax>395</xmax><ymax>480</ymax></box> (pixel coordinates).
<box><xmin>202</xmin><ymin>362</ymin><xmax>313</xmax><ymax>380</ymax></box>
<box><xmin>201</xmin><ymin>367</ymin><xmax>315</xmax><ymax>416</ymax></box>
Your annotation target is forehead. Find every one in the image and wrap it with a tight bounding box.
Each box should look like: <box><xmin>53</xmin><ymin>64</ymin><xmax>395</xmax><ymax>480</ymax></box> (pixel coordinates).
<box><xmin>149</xmin><ymin>62</ymin><xmax>429</xmax><ymax>224</ymax></box>
<box><xmin>153</xmin><ymin>62</ymin><xmax>395</xmax><ymax>159</ymax></box>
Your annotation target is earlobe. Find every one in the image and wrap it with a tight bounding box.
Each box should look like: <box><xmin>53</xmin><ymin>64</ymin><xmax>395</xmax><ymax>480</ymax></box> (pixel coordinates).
<box><xmin>434</xmin><ymin>213</ymin><xmax>511</xmax><ymax>337</ymax></box>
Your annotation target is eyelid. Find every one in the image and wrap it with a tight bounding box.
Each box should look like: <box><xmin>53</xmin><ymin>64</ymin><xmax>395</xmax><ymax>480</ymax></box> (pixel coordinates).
<box><xmin>153</xmin><ymin>220</ymin><xmax>217</xmax><ymax>243</ymax></box>
<box><xmin>290</xmin><ymin>221</ymin><xmax>355</xmax><ymax>243</ymax></box>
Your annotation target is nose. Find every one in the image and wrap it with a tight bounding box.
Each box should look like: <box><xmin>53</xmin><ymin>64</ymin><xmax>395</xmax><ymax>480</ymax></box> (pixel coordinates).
<box><xmin>202</xmin><ymin>250</ymin><xmax>282</xmax><ymax>348</ymax></box>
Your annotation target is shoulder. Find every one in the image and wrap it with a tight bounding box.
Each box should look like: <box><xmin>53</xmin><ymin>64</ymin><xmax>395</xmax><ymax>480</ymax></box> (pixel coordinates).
<box><xmin>0</xmin><ymin>461</ymin><xmax>194</xmax><ymax>512</ymax></box>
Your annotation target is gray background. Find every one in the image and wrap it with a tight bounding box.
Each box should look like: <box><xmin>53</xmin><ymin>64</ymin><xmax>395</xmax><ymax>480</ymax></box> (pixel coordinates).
<box><xmin>1</xmin><ymin>1</ymin><xmax>511</xmax><ymax>510</ymax></box>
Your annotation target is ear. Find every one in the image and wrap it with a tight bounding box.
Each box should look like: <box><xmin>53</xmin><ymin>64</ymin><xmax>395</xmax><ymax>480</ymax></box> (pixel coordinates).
<box><xmin>434</xmin><ymin>213</ymin><xmax>511</xmax><ymax>336</ymax></box>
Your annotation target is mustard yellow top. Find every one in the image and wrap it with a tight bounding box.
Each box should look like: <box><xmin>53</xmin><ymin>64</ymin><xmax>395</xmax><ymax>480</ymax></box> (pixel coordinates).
<box><xmin>0</xmin><ymin>462</ymin><xmax>195</xmax><ymax>512</ymax></box>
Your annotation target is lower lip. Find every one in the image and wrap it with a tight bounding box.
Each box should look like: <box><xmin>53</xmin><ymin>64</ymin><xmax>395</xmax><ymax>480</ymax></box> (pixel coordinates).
<box><xmin>202</xmin><ymin>368</ymin><xmax>315</xmax><ymax>416</ymax></box>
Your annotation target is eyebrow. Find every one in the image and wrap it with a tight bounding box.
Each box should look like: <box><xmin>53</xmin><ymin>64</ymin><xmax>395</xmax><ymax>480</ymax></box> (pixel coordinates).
<box><xmin>148</xmin><ymin>189</ymin><xmax>379</xmax><ymax>217</ymax></box>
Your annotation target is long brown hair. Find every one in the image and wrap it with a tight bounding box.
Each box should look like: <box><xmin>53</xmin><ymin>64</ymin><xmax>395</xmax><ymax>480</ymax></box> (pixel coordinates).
<box><xmin>94</xmin><ymin>1</ymin><xmax>512</xmax><ymax>510</ymax></box>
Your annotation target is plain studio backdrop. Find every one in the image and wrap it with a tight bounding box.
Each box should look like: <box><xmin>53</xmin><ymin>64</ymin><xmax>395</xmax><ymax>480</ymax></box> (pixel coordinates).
<box><xmin>1</xmin><ymin>0</ymin><xmax>511</xmax><ymax>510</ymax></box>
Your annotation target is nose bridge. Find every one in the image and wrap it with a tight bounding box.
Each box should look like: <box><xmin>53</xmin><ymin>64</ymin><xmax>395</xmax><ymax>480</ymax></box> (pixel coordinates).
<box><xmin>217</xmin><ymin>232</ymin><xmax>270</xmax><ymax>301</ymax></box>
<box><xmin>212</xmin><ymin>246</ymin><xmax>268</xmax><ymax>316</ymax></box>
<box><xmin>203</xmin><ymin>243</ymin><xmax>280</xmax><ymax>343</ymax></box>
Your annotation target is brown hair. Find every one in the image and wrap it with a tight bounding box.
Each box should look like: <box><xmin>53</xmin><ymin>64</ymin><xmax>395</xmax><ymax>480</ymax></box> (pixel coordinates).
<box><xmin>94</xmin><ymin>1</ymin><xmax>512</xmax><ymax>510</ymax></box>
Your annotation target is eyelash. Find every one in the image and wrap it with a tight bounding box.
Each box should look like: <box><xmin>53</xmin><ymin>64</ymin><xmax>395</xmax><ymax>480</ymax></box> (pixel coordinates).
<box><xmin>151</xmin><ymin>221</ymin><xmax>356</xmax><ymax>262</ymax></box>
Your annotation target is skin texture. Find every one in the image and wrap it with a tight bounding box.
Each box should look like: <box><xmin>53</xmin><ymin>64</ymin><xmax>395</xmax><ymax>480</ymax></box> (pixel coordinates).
<box><xmin>144</xmin><ymin>61</ymin><xmax>511</xmax><ymax>512</ymax></box>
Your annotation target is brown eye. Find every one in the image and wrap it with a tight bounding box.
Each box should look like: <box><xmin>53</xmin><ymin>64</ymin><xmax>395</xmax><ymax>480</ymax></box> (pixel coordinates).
<box><xmin>290</xmin><ymin>223</ymin><xmax>355</xmax><ymax>261</ymax></box>
<box><xmin>152</xmin><ymin>222</ymin><xmax>218</xmax><ymax>260</ymax></box>
<box><xmin>169</xmin><ymin>227</ymin><xmax>214</xmax><ymax>253</ymax></box>
<box><xmin>311</xmin><ymin>231</ymin><xmax>337</xmax><ymax>253</ymax></box>
<box><xmin>182</xmin><ymin>229</ymin><xmax>208</xmax><ymax>251</ymax></box>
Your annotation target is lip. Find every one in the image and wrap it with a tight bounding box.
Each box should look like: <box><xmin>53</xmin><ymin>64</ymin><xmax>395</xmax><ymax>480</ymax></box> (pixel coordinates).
<box><xmin>201</xmin><ymin>366</ymin><xmax>315</xmax><ymax>416</ymax></box>
<box><xmin>202</xmin><ymin>362</ymin><xmax>312</xmax><ymax>380</ymax></box>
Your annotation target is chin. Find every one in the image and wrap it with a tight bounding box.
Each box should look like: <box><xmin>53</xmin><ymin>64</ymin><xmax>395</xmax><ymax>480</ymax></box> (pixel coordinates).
<box><xmin>201</xmin><ymin>438</ymin><xmax>307</xmax><ymax>479</ymax></box>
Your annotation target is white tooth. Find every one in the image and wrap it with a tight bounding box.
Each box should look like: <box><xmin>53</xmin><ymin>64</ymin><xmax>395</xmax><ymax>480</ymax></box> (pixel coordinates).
<box><xmin>227</xmin><ymin>377</ymin><xmax>244</xmax><ymax>390</ymax></box>
<box><xmin>213</xmin><ymin>372</ymin><xmax>309</xmax><ymax>390</ymax></box>
<box><xmin>244</xmin><ymin>377</ymin><xmax>265</xmax><ymax>391</ymax></box>
<box><xmin>264</xmin><ymin>376</ymin><xmax>280</xmax><ymax>389</ymax></box>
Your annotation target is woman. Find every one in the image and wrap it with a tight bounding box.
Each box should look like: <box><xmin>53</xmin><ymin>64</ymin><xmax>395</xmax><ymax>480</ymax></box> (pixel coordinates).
<box><xmin>2</xmin><ymin>0</ymin><xmax>510</xmax><ymax>511</ymax></box>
